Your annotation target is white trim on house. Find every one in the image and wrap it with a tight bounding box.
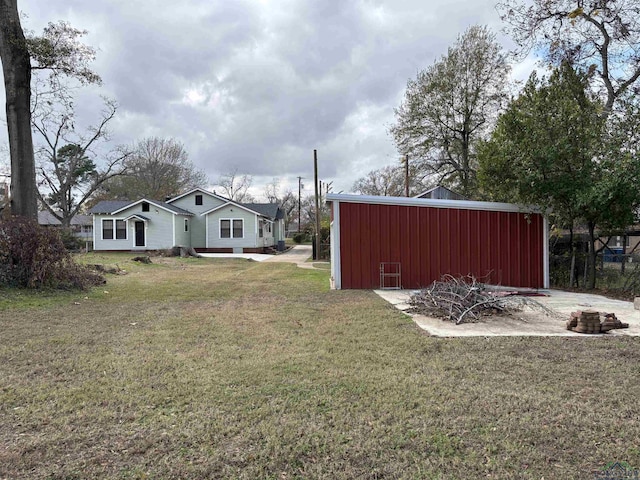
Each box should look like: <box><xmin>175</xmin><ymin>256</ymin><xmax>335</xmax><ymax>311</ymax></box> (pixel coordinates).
<box><xmin>123</xmin><ymin>214</ymin><xmax>149</xmax><ymax>222</ymax></box>
<box><xmin>200</xmin><ymin>201</ymin><xmax>265</xmax><ymax>217</ymax></box>
<box><xmin>326</xmin><ymin>193</ymin><xmax>541</xmax><ymax>214</ymax></box>
<box><xmin>205</xmin><ymin>215</ymin><xmax>209</xmax><ymax>248</ymax></box>
<box><xmin>331</xmin><ymin>199</ymin><xmax>341</xmax><ymax>290</ymax></box>
<box><xmin>219</xmin><ymin>218</ymin><xmax>244</xmax><ymax>239</ymax></box>
<box><xmin>132</xmin><ymin>220</ymin><xmax>147</xmax><ymax>248</ymax></box>
<box><xmin>101</xmin><ymin>218</ymin><xmax>128</xmax><ymax>241</ymax></box>
<box><xmin>111</xmin><ymin>198</ymin><xmax>192</xmax><ymax>216</ymax></box>
<box><xmin>166</xmin><ymin>187</ymin><xmax>229</xmax><ymax>204</ymax></box>
<box><xmin>172</xmin><ymin>215</ymin><xmax>176</xmax><ymax>246</ymax></box>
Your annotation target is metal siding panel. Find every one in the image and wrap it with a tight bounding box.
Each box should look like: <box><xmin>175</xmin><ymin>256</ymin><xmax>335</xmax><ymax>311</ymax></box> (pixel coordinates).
<box><xmin>509</xmin><ymin>213</ymin><xmax>521</xmax><ymax>284</ymax></box>
<box><xmin>339</xmin><ymin>203</ymin><xmax>352</xmax><ymax>288</ymax></box>
<box><xmin>420</xmin><ymin>208</ymin><xmax>429</xmax><ymax>285</ymax></box>
<box><xmin>451</xmin><ymin>209</ymin><xmax>460</xmax><ymax>276</ymax></box>
<box><xmin>433</xmin><ymin>208</ymin><xmax>442</xmax><ymax>283</ymax></box>
<box><xmin>369</xmin><ymin>204</ymin><xmax>381</xmax><ymax>289</ymax></box>
<box><xmin>410</xmin><ymin>206</ymin><xmax>421</xmax><ymax>288</ymax></box>
<box><xmin>470</xmin><ymin>210</ymin><xmax>479</xmax><ymax>277</ymax></box>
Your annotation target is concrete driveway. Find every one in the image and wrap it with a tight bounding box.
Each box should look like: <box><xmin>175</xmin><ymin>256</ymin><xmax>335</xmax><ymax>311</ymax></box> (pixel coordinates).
<box><xmin>200</xmin><ymin>245</ymin><xmax>316</xmax><ymax>269</ymax></box>
<box><xmin>376</xmin><ymin>288</ymin><xmax>640</xmax><ymax>337</ymax></box>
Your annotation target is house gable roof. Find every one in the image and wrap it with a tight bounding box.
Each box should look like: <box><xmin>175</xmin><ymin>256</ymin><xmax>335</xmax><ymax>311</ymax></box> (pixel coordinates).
<box><xmin>166</xmin><ymin>187</ymin><xmax>230</xmax><ymax>204</ymax></box>
<box><xmin>124</xmin><ymin>213</ymin><xmax>150</xmax><ymax>222</ymax></box>
<box><xmin>200</xmin><ymin>201</ymin><xmax>264</xmax><ymax>217</ymax></box>
<box><xmin>110</xmin><ymin>198</ymin><xmax>194</xmax><ymax>216</ymax></box>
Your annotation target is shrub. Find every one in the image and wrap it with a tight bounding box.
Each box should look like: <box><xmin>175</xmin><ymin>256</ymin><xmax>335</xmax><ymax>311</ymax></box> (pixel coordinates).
<box><xmin>292</xmin><ymin>232</ymin><xmax>307</xmax><ymax>244</ymax></box>
<box><xmin>0</xmin><ymin>217</ymin><xmax>104</xmax><ymax>290</ymax></box>
<box><xmin>58</xmin><ymin>228</ymin><xmax>84</xmax><ymax>251</ymax></box>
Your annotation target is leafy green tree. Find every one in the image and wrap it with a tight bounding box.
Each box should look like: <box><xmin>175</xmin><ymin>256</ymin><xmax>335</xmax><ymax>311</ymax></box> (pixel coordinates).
<box><xmin>390</xmin><ymin>25</ymin><xmax>510</xmax><ymax>197</ymax></box>
<box><xmin>498</xmin><ymin>0</ymin><xmax>640</xmax><ymax>114</ymax></box>
<box><xmin>478</xmin><ymin>62</ymin><xmax>640</xmax><ymax>288</ymax></box>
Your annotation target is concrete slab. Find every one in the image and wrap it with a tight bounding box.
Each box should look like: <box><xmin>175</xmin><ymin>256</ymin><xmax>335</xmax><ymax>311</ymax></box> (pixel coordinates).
<box><xmin>199</xmin><ymin>253</ymin><xmax>272</xmax><ymax>262</ymax></box>
<box><xmin>199</xmin><ymin>245</ymin><xmax>317</xmax><ymax>269</ymax></box>
<box><xmin>375</xmin><ymin>289</ymin><xmax>640</xmax><ymax>337</ymax></box>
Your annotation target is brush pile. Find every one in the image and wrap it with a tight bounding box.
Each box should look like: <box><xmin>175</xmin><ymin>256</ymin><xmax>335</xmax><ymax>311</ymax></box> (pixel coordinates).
<box><xmin>408</xmin><ymin>275</ymin><xmax>553</xmax><ymax>325</ymax></box>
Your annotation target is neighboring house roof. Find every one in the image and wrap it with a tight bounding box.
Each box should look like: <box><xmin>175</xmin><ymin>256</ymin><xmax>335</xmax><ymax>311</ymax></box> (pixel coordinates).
<box><xmin>90</xmin><ymin>199</ymin><xmax>194</xmax><ymax>216</ymax></box>
<box><xmin>38</xmin><ymin>210</ymin><xmax>92</xmax><ymax>226</ymax></box>
<box><xmin>166</xmin><ymin>187</ymin><xmax>230</xmax><ymax>204</ymax></box>
<box><xmin>242</xmin><ymin>203</ymin><xmax>284</xmax><ymax>220</ymax></box>
<box><xmin>89</xmin><ymin>201</ymin><xmax>132</xmax><ymax>214</ymax></box>
<box><xmin>414</xmin><ymin>185</ymin><xmax>468</xmax><ymax>201</ymax></box>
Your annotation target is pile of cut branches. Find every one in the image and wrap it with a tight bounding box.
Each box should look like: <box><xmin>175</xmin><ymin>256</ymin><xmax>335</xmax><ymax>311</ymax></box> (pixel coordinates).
<box><xmin>408</xmin><ymin>275</ymin><xmax>551</xmax><ymax>324</ymax></box>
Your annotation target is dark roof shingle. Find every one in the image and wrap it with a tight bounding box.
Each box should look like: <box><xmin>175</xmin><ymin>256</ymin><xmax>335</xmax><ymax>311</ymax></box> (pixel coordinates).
<box><xmin>241</xmin><ymin>203</ymin><xmax>283</xmax><ymax>220</ymax></box>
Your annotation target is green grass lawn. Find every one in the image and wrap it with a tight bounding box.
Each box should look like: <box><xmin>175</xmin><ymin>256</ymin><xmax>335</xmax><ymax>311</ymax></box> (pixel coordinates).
<box><xmin>1</xmin><ymin>253</ymin><xmax>640</xmax><ymax>479</ymax></box>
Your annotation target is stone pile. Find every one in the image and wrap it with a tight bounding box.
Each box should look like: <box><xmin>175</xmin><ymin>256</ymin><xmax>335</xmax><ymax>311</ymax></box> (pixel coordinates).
<box><xmin>566</xmin><ymin>310</ymin><xmax>629</xmax><ymax>334</ymax></box>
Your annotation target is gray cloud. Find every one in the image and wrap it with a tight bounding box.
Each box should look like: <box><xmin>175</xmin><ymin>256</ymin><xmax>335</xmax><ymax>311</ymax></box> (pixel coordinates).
<box><xmin>3</xmin><ymin>0</ymin><xmax>520</xmax><ymax>198</ymax></box>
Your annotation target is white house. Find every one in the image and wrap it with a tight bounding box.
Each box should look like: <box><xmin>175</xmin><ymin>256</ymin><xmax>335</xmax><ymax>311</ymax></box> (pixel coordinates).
<box><xmin>89</xmin><ymin>188</ymin><xmax>285</xmax><ymax>252</ymax></box>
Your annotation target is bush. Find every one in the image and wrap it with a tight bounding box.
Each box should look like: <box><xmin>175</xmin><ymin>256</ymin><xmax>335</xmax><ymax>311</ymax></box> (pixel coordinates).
<box><xmin>0</xmin><ymin>217</ymin><xmax>104</xmax><ymax>290</ymax></box>
<box><xmin>292</xmin><ymin>232</ymin><xmax>308</xmax><ymax>244</ymax></box>
<box><xmin>59</xmin><ymin>228</ymin><xmax>84</xmax><ymax>251</ymax></box>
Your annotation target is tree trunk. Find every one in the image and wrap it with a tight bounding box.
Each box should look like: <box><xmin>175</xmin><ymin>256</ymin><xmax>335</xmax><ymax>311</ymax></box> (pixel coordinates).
<box><xmin>586</xmin><ymin>222</ymin><xmax>597</xmax><ymax>290</ymax></box>
<box><xmin>0</xmin><ymin>0</ymin><xmax>37</xmax><ymax>219</ymax></box>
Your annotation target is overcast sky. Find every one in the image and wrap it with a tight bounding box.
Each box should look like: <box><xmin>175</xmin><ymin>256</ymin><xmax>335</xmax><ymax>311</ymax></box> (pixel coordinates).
<box><xmin>2</xmin><ymin>0</ymin><xmax>536</xmax><ymax>200</ymax></box>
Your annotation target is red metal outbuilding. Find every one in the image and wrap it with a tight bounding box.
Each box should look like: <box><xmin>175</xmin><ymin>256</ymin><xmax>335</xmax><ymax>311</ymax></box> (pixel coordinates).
<box><xmin>327</xmin><ymin>194</ymin><xmax>549</xmax><ymax>290</ymax></box>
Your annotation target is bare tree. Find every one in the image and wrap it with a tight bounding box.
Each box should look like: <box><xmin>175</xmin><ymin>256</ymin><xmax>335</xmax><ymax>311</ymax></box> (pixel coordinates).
<box><xmin>92</xmin><ymin>137</ymin><xmax>208</xmax><ymax>202</ymax></box>
<box><xmin>390</xmin><ymin>25</ymin><xmax>510</xmax><ymax>197</ymax></box>
<box><xmin>352</xmin><ymin>162</ymin><xmax>430</xmax><ymax>197</ymax></box>
<box><xmin>262</xmin><ymin>178</ymin><xmax>296</xmax><ymax>228</ymax></box>
<box><xmin>33</xmin><ymin>97</ymin><xmax>131</xmax><ymax>227</ymax></box>
<box><xmin>498</xmin><ymin>0</ymin><xmax>640</xmax><ymax>114</ymax></box>
<box><xmin>216</xmin><ymin>169</ymin><xmax>254</xmax><ymax>202</ymax></box>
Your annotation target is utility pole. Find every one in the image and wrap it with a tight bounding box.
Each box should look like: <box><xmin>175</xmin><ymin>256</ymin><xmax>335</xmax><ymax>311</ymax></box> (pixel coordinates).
<box><xmin>297</xmin><ymin>176</ymin><xmax>303</xmax><ymax>232</ymax></box>
<box><xmin>314</xmin><ymin>150</ymin><xmax>320</xmax><ymax>261</ymax></box>
<box><xmin>404</xmin><ymin>154</ymin><xmax>410</xmax><ymax>197</ymax></box>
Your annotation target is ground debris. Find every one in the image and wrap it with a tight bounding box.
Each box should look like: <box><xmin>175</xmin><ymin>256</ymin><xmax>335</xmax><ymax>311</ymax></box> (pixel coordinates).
<box><xmin>408</xmin><ymin>275</ymin><xmax>553</xmax><ymax>325</ymax></box>
<box><xmin>132</xmin><ymin>256</ymin><xmax>152</xmax><ymax>264</ymax></box>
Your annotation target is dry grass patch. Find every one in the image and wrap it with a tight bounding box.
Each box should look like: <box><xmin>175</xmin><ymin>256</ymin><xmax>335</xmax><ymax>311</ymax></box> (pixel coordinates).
<box><xmin>1</xmin><ymin>254</ymin><xmax>639</xmax><ymax>479</ymax></box>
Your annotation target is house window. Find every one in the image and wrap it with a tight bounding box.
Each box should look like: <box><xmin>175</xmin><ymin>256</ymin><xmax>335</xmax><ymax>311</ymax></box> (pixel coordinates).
<box><xmin>195</xmin><ymin>194</ymin><xmax>203</xmax><ymax>206</ymax></box>
<box><xmin>233</xmin><ymin>219</ymin><xmax>243</xmax><ymax>238</ymax></box>
<box><xmin>265</xmin><ymin>222</ymin><xmax>271</xmax><ymax>234</ymax></box>
<box><xmin>102</xmin><ymin>219</ymin><xmax>114</xmax><ymax>240</ymax></box>
<box><xmin>184</xmin><ymin>219</ymin><xmax>189</xmax><ymax>232</ymax></box>
<box><xmin>220</xmin><ymin>219</ymin><xmax>243</xmax><ymax>238</ymax></box>
<box><xmin>142</xmin><ymin>202</ymin><xmax>149</xmax><ymax>212</ymax></box>
<box><xmin>115</xmin><ymin>219</ymin><xmax>126</xmax><ymax>239</ymax></box>
<box><xmin>259</xmin><ymin>220</ymin><xmax>263</xmax><ymax>238</ymax></box>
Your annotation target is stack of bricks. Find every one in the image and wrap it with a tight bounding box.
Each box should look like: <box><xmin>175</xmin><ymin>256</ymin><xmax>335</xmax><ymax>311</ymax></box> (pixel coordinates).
<box><xmin>566</xmin><ymin>310</ymin><xmax>629</xmax><ymax>334</ymax></box>
<box><xmin>600</xmin><ymin>312</ymin><xmax>629</xmax><ymax>332</ymax></box>
<box><xmin>567</xmin><ymin>310</ymin><xmax>601</xmax><ymax>334</ymax></box>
